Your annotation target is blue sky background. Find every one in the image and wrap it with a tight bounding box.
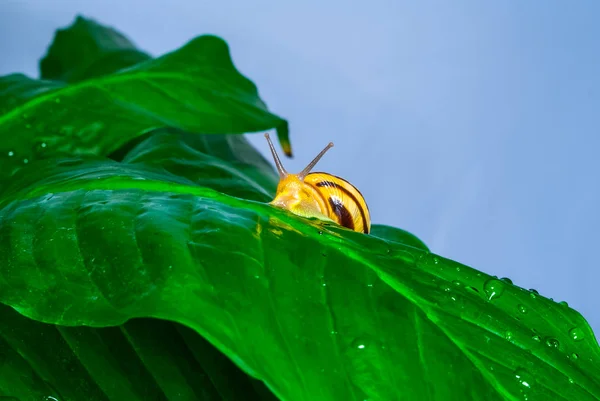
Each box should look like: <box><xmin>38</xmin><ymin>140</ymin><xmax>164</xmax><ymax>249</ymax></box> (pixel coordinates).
<box><xmin>1</xmin><ymin>1</ymin><xmax>599</xmax><ymax>334</ymax></box>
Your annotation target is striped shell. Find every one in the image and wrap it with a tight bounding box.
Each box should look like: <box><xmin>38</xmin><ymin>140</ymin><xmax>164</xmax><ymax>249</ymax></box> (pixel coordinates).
<box><xmin>264</xmin><ymin>133</ymin><xmax>371</xmax><ymax>234</ymax></box>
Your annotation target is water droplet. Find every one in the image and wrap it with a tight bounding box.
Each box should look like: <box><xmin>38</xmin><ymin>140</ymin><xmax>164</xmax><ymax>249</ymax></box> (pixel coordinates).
<box><xmin>529</xmin><ymin>289</ymin><xmax>539</xmax><ymax>299</ymax></box>
<box><xmin>500</xmin><ymin>277</ymin><xmax>513</xmax><ymax>285</ymax></box>
<box><xmin>532</xmin><ymin>335</ymin><xmax>541</xmax><ymax>342</ymax></box>
<box><xmin>465</xmin><ymin>286</ymin><xmax>479</xmax><ymax>294</ymax></box>
<box><xmin>514</xmin><ymin>367</ymin><xmax>532</xmax><ymax>389</ymax></box>
<box><xmin>318</xmin><ymin>231</ymin><xmax>323</xmax><ymax>235</ymax></box>
<box><xmin>505</xmin><ymin>331</ymin><xmax>513</xmax><ymax>340</ymax></box>
<box><xmin>350</xmin><ymin>337</ymin><xmax>372</xmax><ymax>351</ymax></box>
<box><xmin>23</xmin><ymin>158</ymin><xmax>28</xmax><ymax>164</ymax></box>
<box><xmin>34</xmin><ymin>141</ymin><xmax>48</xmax><ymax>155</ymax></box>
<box><xmin>7</xmin><ymin>151</ymin><xmax>14</xmax><ymax>157</ymax></box>
<box><xmin>545</xmin><ymin>337</ymin><xmax>560</xmax><ymax>349</ymax></box>
<box><xmin>518</xmin><ymin>304</ymin><xmax>528</xmax><ymax>314</ymax></box>
<box><xmin>559</xmin><ymin>300</ymin><xmax>569</xmax><ymax>307</ymax></box>
<box><xmin>483</xmin><ymin>278</ymin><xmax>505</xmax><ymax>301</ymax></box>
<box><xmin>452</xmin><ymin>280</ymin><xmax>461</xmax><ymax>286</ymax></box>
<box><xmin>330</xmin><ymin>330</ymin><xmax>338</xmax><ymax>335</ymax></box>
<box><xmin>254</xmin><ymin>275</ymin><xmax>260</xmax><ymax>279</ymax></box>
<box><xmin>568</xmin><ymin>377</ymin><xmax>574</xmax><ymax>384</ymax></box>
<box><xmin>571</xmin><ymin>352</ymin><xmax>579</xmax><ymax>360</ymax></box>
<box><xmin>455</xmin><ymin>266</ymin><xmax>460</xmax><ymax>272</ymax></box>
<box><xmin>366</xmin><ymin>283</ymin><xmax>373</xmax><ymax>287</ymax></box>
<box><xmin>569</xmin><ymin>327</ymin><xmax>585</xmax><ymax>342</ymax></box>
<box><xmin>322</xmin><ymin>283</ymin><xmax>327</xmax><ymax>287</ymax></box>
<box><xmin>432</xmin><ymin>256</ymin><xmax>439</xmax><ymax>265</ymax></box>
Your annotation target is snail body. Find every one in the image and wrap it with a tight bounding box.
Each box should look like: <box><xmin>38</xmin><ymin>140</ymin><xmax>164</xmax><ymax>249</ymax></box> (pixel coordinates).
<box><xmin>264</xmin><ymin>133</ymin><xmax>371</xmax><ymax>234</ymax></box>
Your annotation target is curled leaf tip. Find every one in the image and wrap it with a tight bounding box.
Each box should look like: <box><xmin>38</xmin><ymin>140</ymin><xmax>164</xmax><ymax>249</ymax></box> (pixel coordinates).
<box><xmin>276</xmin><ymin>120</ymin><xmax>292</xmax><ymax>158</ymax></box>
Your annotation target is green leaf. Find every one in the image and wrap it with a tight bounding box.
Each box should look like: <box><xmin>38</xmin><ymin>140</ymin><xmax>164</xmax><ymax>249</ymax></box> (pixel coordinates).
<box><xmin>39</xmin><ymin>15</ymin><xmax>151</xmax><ymax>83</ymax></box>
<box><xmin>0</xmin><ymin>304</ymin><xmax>277</xmax><ymax>400</ymax></box>
<box><xmin>0</xmin><ymin>157</ymin><xmax>598</xmax><ymax>401</ymax></box>
<box><xmin>370</xmin><ymin>224</ymin><xmax>429</xmax><ymax>251</ymax></box>
<box><xmin>120</xmin><ymin>127</ymin><xmax>278</xmax><ymax>202</ymax></box>
<box><xmin>0</xmin><ymin>16</ymin><xmax>289</xmax><ymax>181</ymax></box>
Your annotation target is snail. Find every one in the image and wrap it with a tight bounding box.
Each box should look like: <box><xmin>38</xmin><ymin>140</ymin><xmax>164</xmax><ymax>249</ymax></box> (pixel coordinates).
<box><xmin>264</xmin><ymin>133</ymin><xmax>371</xmax><ymax>234</ymax></box>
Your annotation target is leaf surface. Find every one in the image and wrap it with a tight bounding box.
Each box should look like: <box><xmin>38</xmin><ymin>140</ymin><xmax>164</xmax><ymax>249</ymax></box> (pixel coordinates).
<box><xmin>370</xmin><ymin>224</ymin><xmax>430</xmax><ymax>251</ymax></box>
<box><xmin>120</xmin><ymin>127</ymin><xmax>278</xmax><ymax>202</ymax></box>
<box><xmin>0</xmin><ymin>156</ymin><xmax>598</xmax><ymax>401</ymax></box>
<box><xmin>39</xmin><ymin>15</ymin><xmax>151</xmax><ymax>83</ymax></box>
<box><xmin>0</xmin><ymin>304</ymin><xmax>277</xmax><ymax>401</ymax></box>
<box><xmin>0</xmin><ymin>16</ymin><xmax>289</xmax><ymax>181</ymax></box>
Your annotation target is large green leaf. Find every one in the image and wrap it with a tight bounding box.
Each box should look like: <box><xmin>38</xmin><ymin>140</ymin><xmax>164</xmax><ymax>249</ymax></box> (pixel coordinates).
<box><xmin>0</xmin><ymin>155</ymin><xmax>598</xmax><ymax>401</ymax></box>
<box><xmin>1</xmin><ymin>14</ymin><xmax>599</xmax><ymax>401</ymax></box>
<box><xmin>0</xmin><ymin>303</ymin><xmax>277</xmax><ymax>401</ymax></box>
<box><xmin>369</xmin><ymin>224</ymin><xmax>430</xmax><ymax>251</ymax></box>
<box><xmin>39</xmin><ymin>16</ymin><xmax>151</xmax><ymax>83</ymax></box>
<box><xmin>0</xmin><ymin>16</ymin><xmax>290</xmax><ymax>181</ymax></box>
<box><xmin>120</xmin><ymin>127</ymin><xmax>279</xmax><ymax>202</ymax></box>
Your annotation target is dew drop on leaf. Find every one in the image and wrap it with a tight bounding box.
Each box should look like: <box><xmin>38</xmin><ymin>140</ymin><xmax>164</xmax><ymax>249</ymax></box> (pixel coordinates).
<box><xmin>545</xmin><ymin>337</ymin><xmax>560</xmax><ymax>349</ymax></box>
<box><xmin>514</xmin><ymin>367</ymin><xmax>532</xmax><ymax>389</ymax></box>
<box><xmin>465</xmin><ymin>286</ymin><xmax>479</xmax><ymax>294</ymax></box>
<box><xmin>518</xmin><ymin>304</ymin><xmax>527</xmax><ymax>314</ymax></box>
<box><xmin>505</xmin><ymin>331</ymin><xmax>513</xmax><ymax>340</ymax></box>
<box><xmin>500</xmin><ymin>277</ymin><xmax>513</xmax><ymax>285</ymax></box>
<box><xmin>483</xmin><ymin>278</ymin><xmax>505</xmax><ymax>301</ymax></box>
<box><xmin>350</xmin><ymin>338</ymin><xmax>370</xmax><ymax>350</ymax></box>
<box><xmin>559</xmin><ymin>300</ymin><xmax>569</xmax><ymax>307</ymax></box>
<box><xmin>452</xmin><ymin>280</ymin><xmax>461</xmax><ymax>287</ymax></box>
<box><xmin>571</xmin><ymin>352</ymin><xmax>579</xmax><ymax>360</ymax></box>
<box><xmin>529</xmin><ymin>288</ymin><xmax>539</xmax><ymax>299</ymax></box>
<box><xmin>532</xmin><ymin>335</ymin><xmax>541</xmax><ymax>342</ymax></box>
<box><xmin>7</xmin><ymin>151</ymin><xmax>14</xmax><ymax>157</ymax></box>
<box><xmin>569</xmin><ymin>327</ymin><xmax>585</xmax><ymax>342</ymax></box>
<box><xmin>34</xmin><ymin>141</ymin><xmax>48</xmax><ymax>156</ymax></box>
